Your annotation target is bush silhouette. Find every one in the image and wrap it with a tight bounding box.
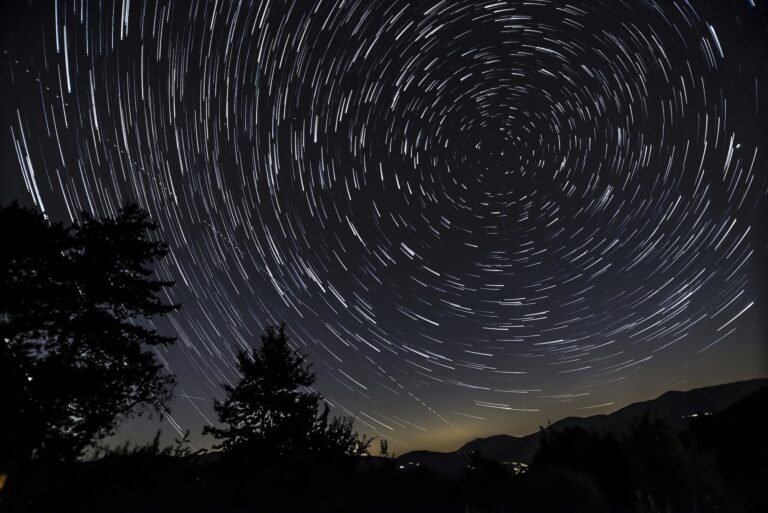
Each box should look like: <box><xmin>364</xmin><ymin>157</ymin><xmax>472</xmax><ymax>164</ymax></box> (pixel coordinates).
<box><xmin>623</xmin><ymin>413</ymin><xmax>693</xmax><ymax>512</ymax></box>
<box><xmin>531</xmin><ymin>424</ymin><xmax>635</xmax><ymax>510</ymax></box>
<box><xmin>683</xmin><ymin>386</ymin><xmax>768</xmax><ymax>513</ymax></box>
<box><xmin>519</xmin><ymin>467</ymin><xmax>609</xmax><ymax>513</ymax></box>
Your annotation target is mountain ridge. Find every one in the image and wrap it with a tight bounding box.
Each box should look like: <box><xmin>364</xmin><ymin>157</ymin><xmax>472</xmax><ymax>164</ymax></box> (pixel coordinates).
<box><xmin>396</xmin><ymin>378</ymin><xmax>767</xmax><ymax>476</ymax></box>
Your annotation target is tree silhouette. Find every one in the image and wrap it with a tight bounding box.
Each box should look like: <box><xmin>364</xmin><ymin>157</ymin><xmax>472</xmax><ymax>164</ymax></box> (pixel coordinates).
<box><xmin>204</xmin><ymin>324</ymin><xmax>371</xmax><ymax>459</ymax></box>
<box><xmin>379</xmin><ymin>439</ymin><xmax>389</xmax><ymax>458</ymax></box>
<box><xmin>0</xmin><ymin>202</ymin><xmax>178</xmax><ymax>465</ymax></box>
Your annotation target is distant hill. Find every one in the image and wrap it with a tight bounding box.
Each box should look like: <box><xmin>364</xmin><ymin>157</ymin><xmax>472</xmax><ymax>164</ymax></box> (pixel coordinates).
<box><xmin>397</xmin><ymin>378</ymin><xmax>767</xmax><ymax>476</ymax></box>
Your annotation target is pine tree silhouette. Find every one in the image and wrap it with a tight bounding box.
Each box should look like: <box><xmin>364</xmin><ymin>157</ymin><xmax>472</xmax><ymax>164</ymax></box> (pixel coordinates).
<box><xmin>204</xmin><ymin>324</ymin><xmax>371</xmax><ymax>460</ymax></box>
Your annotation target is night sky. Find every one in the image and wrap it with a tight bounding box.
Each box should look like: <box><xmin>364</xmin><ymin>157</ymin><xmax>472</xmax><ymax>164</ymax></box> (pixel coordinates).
<box><xmin>2</xmin><ymin>0</ymin><xmax>767</xmax><ymax>452</ymax></box>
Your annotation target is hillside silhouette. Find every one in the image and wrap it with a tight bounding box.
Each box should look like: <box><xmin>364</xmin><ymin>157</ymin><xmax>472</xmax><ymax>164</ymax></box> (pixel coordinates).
<box><xmin>397</xmin><ymin>378</ymin><xmax>767</xmax><ymax>476</ymax></box>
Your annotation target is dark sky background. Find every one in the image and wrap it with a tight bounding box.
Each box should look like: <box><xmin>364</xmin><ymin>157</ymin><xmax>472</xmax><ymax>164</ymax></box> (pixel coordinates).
<box><xmin>2</xmin><ymin>0</ymin><xmax>767</xmax><ymax>453</ymax></box>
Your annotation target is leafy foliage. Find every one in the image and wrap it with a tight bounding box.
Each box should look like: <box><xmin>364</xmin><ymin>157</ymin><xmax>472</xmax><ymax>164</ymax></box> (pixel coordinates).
<box><xmin>90</xmin><ymin>429</ymin><xmax>195</xmax><ymax>460</ymax></box>
<box><xmin>0</xmin><ymin>202</ymin><xmax>178</xmax><ymax>464</ymax></box>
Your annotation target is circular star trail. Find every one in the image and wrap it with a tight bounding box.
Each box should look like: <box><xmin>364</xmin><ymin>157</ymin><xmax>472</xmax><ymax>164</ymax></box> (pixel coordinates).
<box><xmin>2</xmin><ymin>0</ymin><xmax>767</xmax><ymax>449</ymax></box>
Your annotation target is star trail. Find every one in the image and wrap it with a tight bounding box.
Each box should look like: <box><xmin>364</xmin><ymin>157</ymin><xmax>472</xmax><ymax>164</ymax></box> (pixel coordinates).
<box><xmin>2</xmin><ymin>0</ymin><xmax>766</xmax><ymax>451</ymax></box>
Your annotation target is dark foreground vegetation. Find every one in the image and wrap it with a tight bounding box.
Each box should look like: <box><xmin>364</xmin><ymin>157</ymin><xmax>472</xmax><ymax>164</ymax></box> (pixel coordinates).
<box><xmin>2</xmin><ymin>203</ymin><xmax>766</xmax><ymax>513</ymax></box>
<box><xmin>2</xmin><ymin>385</ymin><xmax>766</xmax><ymax>513</ymax></box>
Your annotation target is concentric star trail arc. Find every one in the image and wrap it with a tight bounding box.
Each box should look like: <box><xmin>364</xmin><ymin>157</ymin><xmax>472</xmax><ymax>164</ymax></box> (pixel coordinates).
<box><xmin>2</xmin><ymin>0</ymin><xmax>766</xmax><ymax>450</ymax></box>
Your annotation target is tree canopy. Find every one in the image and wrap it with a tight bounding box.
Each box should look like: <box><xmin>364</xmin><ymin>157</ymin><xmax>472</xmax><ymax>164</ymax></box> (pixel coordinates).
<box><xmin>204</xmin><ymin>324</ymin><xmax>371</xmax><ymax>459</ymax></box>
<box><xmin>0</xmin><ymin>202</ymin><xmax>179</xmax><ymax>464</ymax></box>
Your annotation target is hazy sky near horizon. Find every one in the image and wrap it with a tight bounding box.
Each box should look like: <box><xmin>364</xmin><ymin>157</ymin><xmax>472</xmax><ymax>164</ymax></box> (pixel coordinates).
<box><xmin>2</xmin><ymin>0</ymin><xmax>767</xmax><ymax>452</ymax></box>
